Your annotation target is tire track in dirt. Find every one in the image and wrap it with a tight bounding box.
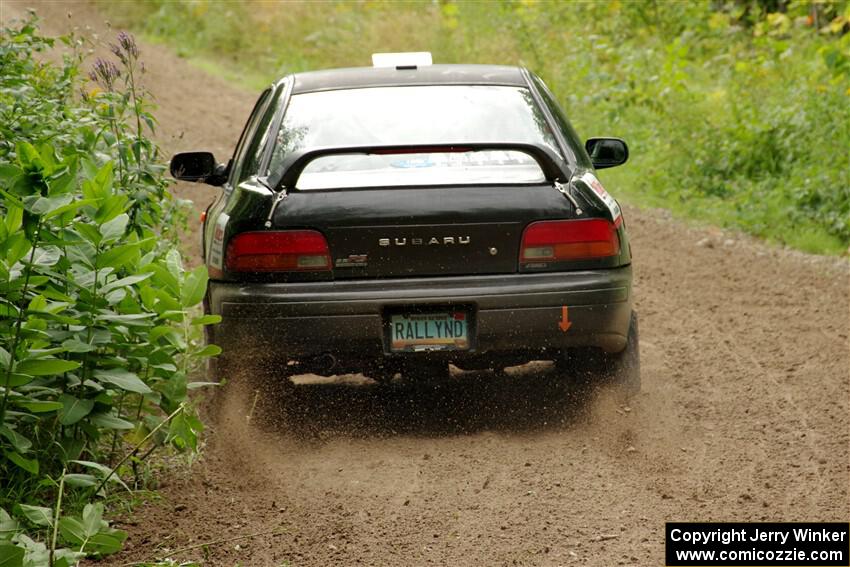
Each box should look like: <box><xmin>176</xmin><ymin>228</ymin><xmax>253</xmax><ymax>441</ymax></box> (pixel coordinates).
<box><xmin>4</xmin><ymin>3</ymin><xmax>848</xmax><ymax>566</ymax></box>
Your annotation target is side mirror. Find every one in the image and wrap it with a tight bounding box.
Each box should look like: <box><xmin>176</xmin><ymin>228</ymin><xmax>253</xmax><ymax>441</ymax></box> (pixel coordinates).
<box><xmin>585</xmin><ymin>138</ymin><xmax>629</xmax><ymax>169</ymax></box>
<box><xmin>170</xmin><ymin>152</ymin><xmax>227</xmax><ymax>186</ymax></box>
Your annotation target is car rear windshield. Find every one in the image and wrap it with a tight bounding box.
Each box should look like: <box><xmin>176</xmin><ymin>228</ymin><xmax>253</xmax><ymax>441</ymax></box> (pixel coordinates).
<box><xmin>267</xmin><ymin>85</ymin><xmax>559</xmax><ymax>189</ymax></box>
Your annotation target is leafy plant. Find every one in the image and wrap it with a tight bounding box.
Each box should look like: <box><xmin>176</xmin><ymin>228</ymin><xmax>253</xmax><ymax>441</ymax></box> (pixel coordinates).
<box><xmin>0</xmin><ymin>14</ymin><xmax>216</xmax><ymax>565</ymax></box>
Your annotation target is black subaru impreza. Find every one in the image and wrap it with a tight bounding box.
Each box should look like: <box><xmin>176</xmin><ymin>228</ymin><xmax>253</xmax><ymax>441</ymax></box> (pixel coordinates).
<box><xmin>171</xmin><ymin>54</ymin><xmax>639</xmax><ymax>393</ymax></box>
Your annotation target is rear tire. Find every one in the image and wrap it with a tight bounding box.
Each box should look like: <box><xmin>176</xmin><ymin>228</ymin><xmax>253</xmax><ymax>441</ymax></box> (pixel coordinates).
<box><xmin>604</xmin><ymin>312</ymin><xmax>640</xmax><ymax>398</ymax></box>
<box><xmin>555</xmin><ymin>311</ymin><xmax>640</xmax><ymax>398</ymax></box>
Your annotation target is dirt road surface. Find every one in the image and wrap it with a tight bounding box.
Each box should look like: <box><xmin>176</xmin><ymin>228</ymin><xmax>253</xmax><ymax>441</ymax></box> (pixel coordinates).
<box><xmin>4</xmin><ymin>3</ymin><xmax>849</xmax><ymax>566</ymax></box>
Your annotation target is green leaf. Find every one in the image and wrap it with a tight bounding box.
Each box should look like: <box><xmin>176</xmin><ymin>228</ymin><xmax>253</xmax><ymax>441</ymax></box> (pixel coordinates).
<box><xmin>93</xmin><ymin>369</ymin><xmax>152</xmax><ymax>394</ymax></box>
<box><xmin>69</xmin><ymin>460</ymin><xmax>130</xmax><ymax>491</ymax></box>
<box><xmin>3</xmin><ymin>374</ymin><xmax>33</xmax><ymax>388</ymax></box>
<box><xmin>61</xmin><ymin>338</ymin><xmax>96</xmax><ymax>353</ymax></box>
<box><xmin>69</xmin><ymin>460</ymin><xmax>112</xmax><ymax>475</ymax></box>
<box><xmin>17</xmin><ymin>504</ymin><xmax>51</xmax><ymax>527</ymax></box>
<box><xmin>37</xmin><ymin>143</ymin><xmax>57</xmax><ymax>171</ymax></box>
<box><xmin>58</xmin><ymin>437</ymin><xmax>85</xmax><ymax>464</ymax></box>
<box><xmin>57</xmin><ymin>516</ymin><xmax>86</xmax><ymax>545</ymax></box>
<box><xmin>94</xmin><ymin>194</ymin><xmax>129</xmax><ymax>224</ymax></box>
<box><xmin>0</xmin><ymin>426</ymin><xmax>32</xmax><ymax>453</ymax></box>
<box><xmin>181</xmin><ymin>264</ymin><xmax>208</xmax><ymax>307</ymax></box>
<box><xmin>187</xmin><ymin>381</ymin><xmax>218</xmax><ymax>390</ymax></box>
<box><xmin>15</xmin><ymin>358</ymin><xmax>80</xmax><ymax>376</ymax></box>
<box><xmin>140</xmin><ymin>111</ymin><xmax>157</xmax><ymax>133</ymax></box>
<box><xmin>4</xmin><ymin>203</ymin><xmax>23</xmax><ymax>234</ymax></box>
<box><xmin>82</xmin><ymin>161</ymin><xmax>112</xmax><ymax>201</ymax></box>
<box><xmin>100</xmin><ymin>272</ymin><xmax>153</xmax><ymax>294</ymax></box>
<box><xmin>58</xmin><ymin>394</ymin><xmax>94</xmax><ymax>426</ymax></box>
<box><xmin>89</xmin><ymin>412</ymin><xmax>134</xmax><ymax>430</ymax></box>
<box><xmin>15</xmin><ymin>142</ymin><xmax>40</xmax><ymax>169</ymax></box>
<box><xmin>149</xmin><ymin>325</ymin><xmax>175</xmax><ymax>343</ymax></box>
<box><xmin>168</xmin><ymin>410</ymin><xmax>201</xmax><ymax>451</ymax></box>
<box><xmin>195</xmin><ymin>344</ymin><xmax>222</xmax><ymax>358</ymax></box>
<box><xmin>26</xmin><ymin>193</ymin><xmax>73</xmax><ymax>215</ymax></box>
<box><xmin>0</xmin><ymin>303</ymin><xmax>17</xmax><ymax>319</ymax></box>
<box><xmin>48</xmin><ymin>163</ymin><xmax>77</xmax><ymax>196</ymax></box>
<box><xmin>158</xmin><ymin>309</ymin><xmax>184</xmax><ymax>323</ymax></box>
<box><xmin>105</xmin><ymin>288</ymin><xmax>127</xmax><ymax>305</ymax></box>
<box><xmin>100</xmin><ymin>213</ymin><xmax>128</xmax><ymax>241</ymax></box>
<box><xmin>74</xmin><ymin>222</ymin><xmax>102</xmax><ymax>246</ymax></box>
<box><xmin>44</xmin><ymin>197</ymin><xmax>94</xmax><ymax>220</ymax></box>
<box><xmin>158</xmin><ymin>372</ymin><xmax>187</xmax><ymax>408</ymax></box>
<box><xmin>154</xmin><ymin>289</ymin><xmax>181</xmax><ymax>313</ymax></box>
<box><xmin>96</xmin><ymin>312</ymin><xmax>156</xmax><ymax>327</ymax></box>
<box><xmin>6</xmin><ymin>452</ymin><xmax>38</xmax><ymax>475</ymax></box>
<box><xmin>0</xmin><ymin>163</ymin><xmax>23</xmax><ymax>184</ymax></box>
<box><xmin>83</xmin><ymin>530</ymin><xmax>126</xmax><ymax>555</ymax></box>
<box><xmin>0</xmin><ymin>544</ymin><xmax>24</xmax><ymax>567</ymax></box>
<box><xmin>64</xmin><ymin>473</ymin><xmax>98</xmax><ymax>488</ymax></box>
<box><xmin>0</xmin><ymin>347</ymin><xmax>9</xmax><ymax>370</ymax></box>
<box><xmin>96</xmin><ymin>242</ymin><xmax>140</xmax><ymax>270</ymax></box>
<box><xmin>12</xmin><ymin>400</ymin><xmax>63</xmax><ymax>413</ymax></box>
<box><xmin>0</xmin><ymin>187</ymin><xmax>25</xmax><ymax>209</ymax></box>
<box><xmin>0</xmin><ymin>508</ymin><xmax>20</xmax><ymax>543</ymax></box>
<box><xmin>82</xmin><ymin>503</ymin><xmax>104</xmax><ymax>538</ymax></box>
<box><xmin>142</xmin><ymin>263</ymin><xmax>179</xmax><ymax>296</ymax></box>
<box><xmin>94</xmin><ymin>161</ymin><xmax>114</xmax><ymax>194</ymax></box>
<box><xmin>29</xmin><ymin>245</ymin><xmax>61</xmax><ymax>267</ymax></box>
<box><xmin>191</xmin><ymin>314</ymin><xmax>221</xmax><ymax>326</ymax></box>
<box><xmin>26</xmin><ymin>294</ymin><xmax>46</xmax><ymax>312</ymax></box>
<box><xmin>166</xmin><ymin>248</ymin><xmax>183</xmax><ymax>279</ymax></box>
<box><xmin>5</xmin><ymin>233</ymin><xmax>32</xmax><ymax>265</ymax></box>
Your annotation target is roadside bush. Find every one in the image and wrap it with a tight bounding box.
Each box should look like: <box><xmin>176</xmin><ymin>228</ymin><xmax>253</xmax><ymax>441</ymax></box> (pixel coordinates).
<box><xmin>0</xmin><ymin>15</ymin><xmax>215</xmax><ymax>566</ymax></box>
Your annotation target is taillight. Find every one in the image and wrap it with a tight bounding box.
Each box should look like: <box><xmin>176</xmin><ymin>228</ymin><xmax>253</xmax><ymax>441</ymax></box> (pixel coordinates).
<box><xmin>520</xmin><ymin>219</ymin><xmax>620</xmax><ymax>263</ymax></box>
<box><xmin>225</xmin><ymin>230</ymin><xmax>331</xmax><ymax>272</ymax></box>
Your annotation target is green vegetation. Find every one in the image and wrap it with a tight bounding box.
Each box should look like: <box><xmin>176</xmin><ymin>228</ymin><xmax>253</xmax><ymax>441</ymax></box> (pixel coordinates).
<box><xmin>103</xmin><ymin>0</ymin><xmax>850</xmax><ymax>254</ymax></box>
<box><xmin>0</xmin><ymin>16</ymin><xmax>216</xmax><ymax>565</ymax></box>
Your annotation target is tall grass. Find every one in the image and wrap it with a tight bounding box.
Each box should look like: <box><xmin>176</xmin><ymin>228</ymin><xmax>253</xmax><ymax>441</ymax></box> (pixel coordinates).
<box><xmin>102</xmin><ymin>0</ymin><xmax>850</xmax><ymax>254</ymax></box>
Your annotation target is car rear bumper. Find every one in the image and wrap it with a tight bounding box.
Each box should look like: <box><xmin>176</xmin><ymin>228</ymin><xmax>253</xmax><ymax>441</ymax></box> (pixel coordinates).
<box><xmin>207</xmin><ymin>267</ymin><xmax>633</xmax><ymax>359</ymax></box>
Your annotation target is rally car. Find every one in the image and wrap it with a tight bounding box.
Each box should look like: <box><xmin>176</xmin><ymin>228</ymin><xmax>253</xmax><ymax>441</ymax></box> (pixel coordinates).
<box><xmin>171</xmin><ymin>53</ymin><xmax>639</xmax><ymax>394</ymax></box>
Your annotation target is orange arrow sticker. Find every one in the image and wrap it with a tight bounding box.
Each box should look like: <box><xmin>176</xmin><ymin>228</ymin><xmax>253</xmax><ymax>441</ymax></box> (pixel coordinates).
<box><xmin>559</xmin><ymin>306</ymin><xmax>572</xmax><ymax>332</ymax></box>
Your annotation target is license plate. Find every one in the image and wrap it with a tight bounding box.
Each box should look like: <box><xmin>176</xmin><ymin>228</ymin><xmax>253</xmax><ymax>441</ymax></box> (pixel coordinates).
<box><xmin>388</xmin><ymin>311</ymin><xmax>470</xmax><ymax>352</ymax></box>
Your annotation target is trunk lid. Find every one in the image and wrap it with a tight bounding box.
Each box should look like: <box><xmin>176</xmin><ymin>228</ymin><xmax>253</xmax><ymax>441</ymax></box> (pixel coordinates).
<box><xmin>270</xmin><ymin>184</ymin><xmax>576</xmax><ymax>279</ymax></box>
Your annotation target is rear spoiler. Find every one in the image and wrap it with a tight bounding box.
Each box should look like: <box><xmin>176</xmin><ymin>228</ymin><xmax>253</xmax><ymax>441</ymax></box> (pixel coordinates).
<box><xmin>270</xmin><ymin>142</ymin><xmax>571</xmax><ymax>190</ymax></box>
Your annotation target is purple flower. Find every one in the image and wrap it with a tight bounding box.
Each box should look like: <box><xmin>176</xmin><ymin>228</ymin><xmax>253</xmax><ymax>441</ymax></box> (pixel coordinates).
<box><xmin>109</xmin><ymin>42</ymin><xmax>124</xmax><ymax>61</ymax></box>
<box><xmin>109</xmin><ymin>31</ymin><xmax>139</xmax><ymax>65</ymax></box>
<box><xmin>117</xmin><ymin>31</ymin><xmax>139</xmax><ymax>59</ymax></box>
<box><xmin>89</xmin><ymin>57</ymin><xmax>121</xmax><ymax>90</ymax></box>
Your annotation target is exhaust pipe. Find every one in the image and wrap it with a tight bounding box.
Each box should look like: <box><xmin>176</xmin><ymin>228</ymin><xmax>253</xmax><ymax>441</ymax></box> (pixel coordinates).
<box><xmin>293</xmin><ymin>353</ymin><xmax>338</xmax><ymax>375</ymax></box>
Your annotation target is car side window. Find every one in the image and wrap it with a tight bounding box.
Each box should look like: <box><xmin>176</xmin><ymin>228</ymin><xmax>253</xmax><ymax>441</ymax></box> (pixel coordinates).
<box><xmin>529</xmin><ymin>75</ymin><xmax>590</xmax><ymax>169</ymax></box>
<box><xmin>238</xmin><ymin>87</ymin><xmax>284</xmax><ymax>183</ymax></box>
<box><xmin>228</xmin><ymin>88</ymin><xmax>273</xmax><ymax>185</ymax></box>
